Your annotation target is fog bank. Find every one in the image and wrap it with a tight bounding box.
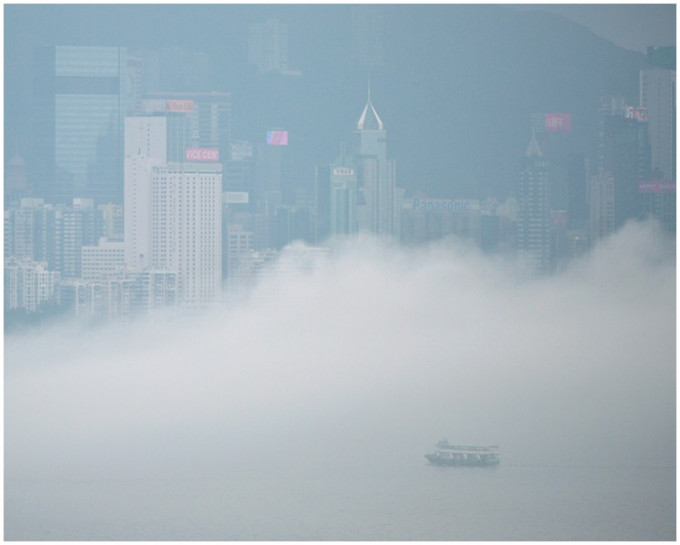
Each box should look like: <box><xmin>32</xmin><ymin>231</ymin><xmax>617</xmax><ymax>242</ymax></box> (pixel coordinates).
<box><xmin>5</xmin><ymin>221</ymin><xmax>675</xmax><ymax>481</ymax></box>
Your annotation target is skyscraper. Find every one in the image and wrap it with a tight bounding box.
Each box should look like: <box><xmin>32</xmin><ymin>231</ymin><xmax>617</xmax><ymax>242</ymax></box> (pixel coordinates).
<box><xmin>248</xmin><ymin>19</ymin><xmax>301</xmax><ymax>76</ymax></box>
<box><xmin>640</xmin><ymin>47</ymin><xmax>676</xmax><ymax>181</ymax></box>
<box><xmin>595</xmin><ymin>97</ymin><xmax>651</xmax><ymax>229</ymax></box>
<box><xmin>151</xmin><ymin>163</ymin><xmax>222</xmax><ymax>308</ymax></box>
<box><xmin>136</xmin><ymin>47</ymin><xmax>211</xmax><ymax>94</ymax></box>
<box><xmin>517</xmin><ymin>132</ymin><xmax>551</xmax><ymax>277</ymax></box>
<box><xmin>329</xmin><ymin>145</ymin><xmax>358</xmax><ymax>237</ymax></box>
<box><xmin>124</xmin><ymin>116</ymin><xmax>168</xmax><ymax>271</ymax></box>
<box><xmin>124</xmin><ymin>116</ymin><xmax>222</xmax><ymax>308</ymax></box>
<box><xmin>589</xmin><ymin>170</ymin><xmax>616</xmax><ymax>242</ymax></box>
<box><xmin>142</xmin><ymin>92</ymin><xmax>231</xmax><ymax>164</ymax></box>
<box><xmin>354</xmin><ymin>85</ymin><xmax>398</xmax><ymax>240</ymax></box>
<box><xmin>33</xmin><ymin>46</ymin><xmax>128</xmax><ymax>205</ymax></box>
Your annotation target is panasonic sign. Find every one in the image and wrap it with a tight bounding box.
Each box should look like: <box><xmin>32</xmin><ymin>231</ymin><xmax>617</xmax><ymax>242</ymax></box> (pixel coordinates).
<box><xmin>411</xmin><ymin>199</ymin><xmax>479</xmax><ymax>212</ymax></box>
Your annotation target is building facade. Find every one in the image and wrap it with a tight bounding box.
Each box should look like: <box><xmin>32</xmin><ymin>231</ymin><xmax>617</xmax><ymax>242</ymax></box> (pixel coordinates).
<box><xmin>151</xmin><ymin>163</ymin><xmax>222</xmax><ymax>308</ymax></box>
<box><xmin>124</xmin><ymin>116</ymin><xmax>168</xmax><ymax>271</ymax></box>
<box><xmin>81</xmin><ymin>239</ymin><xmax>126</xmax><ymax>280</ymax></box>
<box><xmin>33</xmin><ymin>46</ymin><xmax>128</xmax><ymax>205</ymax></box>
<box><xmin>517</xmin><ymin>132</ymin><xmax>551</xmax><ymax>277</ymax></box>
<box><xmin>329</xmin><ymin>146</ymin><xmax>359</xmax><ymax>237</ymax></box>
<box><xmin>354</xmin><ymin>88</ymin><xmax>398</xmax><ymax>240</ymax></box>
<box><xmin>589</xmin><ymin>170</ymin><xmax>616</xmax><ymax>242</ymax></box>
<box><xmin>640</xmin><ymin>47</ymin><xmax>676</xmax><ymax>181</ymax></box>
<box><xmin>141</xmin><ymin>92</ymin><xmax>231</xmax><ymax>165</ymax></box>
<box><xmin>596</xmin><ymin>97</ymin><xmax>651</xmax><ymax>229</ymax></box>
<box><xmin>248</xmin><ymin>19</ymin><xmax>300</xmax><ymax>76</ymax></box>
<box><xmin>5</xmin><ymin>257</ymin><xmax>60</xmax><ymax>312</ymax></box>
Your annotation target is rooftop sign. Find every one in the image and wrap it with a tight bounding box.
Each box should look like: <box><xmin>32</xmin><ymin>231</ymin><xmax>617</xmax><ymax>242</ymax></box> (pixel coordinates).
<box><xmin>267</xmin><ymin>130</ymin><xmax>288</xmax><ymax>146</ymax></box>
<box><xmin>411</xmin><ymin>199</ymin><xmax>480</xmax><ymax>212</ymax></box>
<box><xmin>625</xmin><ymin>106</ymin><xmax>648</xmax><ymax>122</ymax></box>
<box><xmin>185</xmin><ymin>148</ymin><xmax>219</xmax><ymax>162</ymax></box>
<box><xmin>332</xmin><ymin>167</ymin><xmax>355</xmax><ymax>176</ymax></box>
<box><xmin>639</xmin><ymin>180</ymin><xmax>675</xmax><ymax>193</ymax></box>
<box><xmin>545</xmin><ymin>113</ymin><xmax>572</xmax><ymax>132</ymax></box>
<box><xmin>167</xmin><ymin>99</ymin><xmax>194</xmax><ymax>113</ymax></box>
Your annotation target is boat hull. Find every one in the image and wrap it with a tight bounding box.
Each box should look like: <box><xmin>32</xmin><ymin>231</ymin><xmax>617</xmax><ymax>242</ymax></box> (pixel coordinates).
<box><xmin>425</xmin><ymin>453</ymin><xmax>500</xmax><ymax>467</ymax></box>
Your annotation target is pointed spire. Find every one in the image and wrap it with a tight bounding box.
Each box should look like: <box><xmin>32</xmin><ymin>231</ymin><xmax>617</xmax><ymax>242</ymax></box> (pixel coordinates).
<box><xmin>526</xmin><ymin>128</ymin><xmax>542</xmax><ymax>157</ymax></box>
<box><xmin>367</xmin><ymin>71</ymin><xmax>371</xmax><ymax>103</ymax></box>
<box><xmin>357</xmin><ymin>74</ymin><xmax>384</xmax><ymax>131</ymax></box>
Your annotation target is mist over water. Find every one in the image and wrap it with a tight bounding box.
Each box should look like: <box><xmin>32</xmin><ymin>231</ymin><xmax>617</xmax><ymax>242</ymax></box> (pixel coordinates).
<box><xmin>6</xmin><ymin>221</ymin><xmax>675</xmax><ymax>479</ymax></box>
<box><xmin>5</xmin><ymin>221</ymin><xmax>676</xmax><ymax>539</ymax></box>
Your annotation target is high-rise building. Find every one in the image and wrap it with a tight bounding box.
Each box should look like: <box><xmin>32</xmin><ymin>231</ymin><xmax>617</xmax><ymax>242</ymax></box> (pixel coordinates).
<box><xmin>226</xmin><ymin>224</ymin><xmax>254</xmax><ymax>281</ymax></box>
<box><xmin>151</xmin><ymin>163</ymin><xmax>222</xmax><ymax>308</ymax></box>
<box><xmin>313</xmin><ymin>165</ymin><xmax>331</xmax><ymax>243</ymax></box>
<box><xmin>124</xmin><ymin>116</ymin><xmax>222</xmax><ymax>308</ymax></box>
<box><xmin>142</xmin><ymin>92</ymin><xmax>231</xmax><ymax>165</ymax></box>
<box><xmin>4</xmin><ymin>257</ymin><xmax>60</xmax><ymax>312</ymax></box>
<box><xmin>5</xmin><ymin>198</ymin><xmax>50</xmax><ymax>262</ymax></box>
<box><xmin>135</xmin><ymin>47</ymin><xmax>212</xmax><ymax>94</ymax></box>
<box><xmin>517</xmin><ymin>132</ymin><xmax>551</xmax><ymax>277</ymax></box>
<box><xmin>589</xmin><ymin>170</ymin><xmax>616</xmax><ymax>242</ymax></box>
<box><xmin>329</xmin><ymin>145</ymin><xmax>359</xmax><ymax>237</ymax></box>
<box><xmin>60</xmin><ymin>198</ymin><xmax>103</xmax><ymax>279</ymax></box>
<box><xmin>400</xmin><ymin>198</ymin><xmax>481</xmax><ymax>246</ymax></box>
<box><xmin>595</xmin><ymin>97</ymin><xmax>651</xmax><ymax>229</ymax></box>
<box><xmin>5</xmin><ymin>153</ymin><xmax>30</xmax><ymax>205</ymax></box>
<box><xmin>640</xmin><ymin>47</ymin><xmax>676</xmax><ymax>181</ymax></box>
<box><xmin>638</xmin><ymin>180</ymin><xmax>676</xmax><ymax>237</ymax></box>
<box><xmin>354</xmin><ymin>86</ymin><xmax>398</xmax><ymax>240</ymax></box>
<box><xmin>98</xmin><ymin>203</ymin><xmax>124</xmax><ymax>241</ymax></box>
<box><xmin>124</xmin><ymin>117</ymin><xmax>168</xmax><ymax>271</ymax></box>
<box><xmin>248</xmin><ymin>19</ymin><xmax>301</xmax><ymax>76</ymax></box>
<box><xmin>33</xmin><ymin>46</ymin><xmax>128</xmax><ymax>205</ymax></box>
<box><xmin>223</xmin><ymin>140</ymin><xmax>256</xmax><ymax>193</ymax></box>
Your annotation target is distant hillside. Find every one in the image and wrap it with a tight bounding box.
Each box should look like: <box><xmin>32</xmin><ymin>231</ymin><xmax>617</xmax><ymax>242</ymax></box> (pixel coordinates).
<box><xmin>5</xmin><ymin>4</ymin><xmax>646</xmax><ymax>200</ymax></box>
<box><xmin>224</xmin><ymin>5</ymin><xmax>645</xmax><ymax>199</ymax></box>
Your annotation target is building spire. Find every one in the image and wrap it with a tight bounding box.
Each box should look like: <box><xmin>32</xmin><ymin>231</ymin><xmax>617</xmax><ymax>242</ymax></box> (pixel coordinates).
<box><xmin>367</xmin><ymin>71</ymin><xmax>371</xmax><ymax>103</ymax></box>
<box><xmin>526</xmin><ymin>128</ymin><xmax>542</xmax><ymax>157</ymax></box>
<box><xmin>357</xmin><ymin>73</ymin><xmax>384</xmax><ymax>131</ymax></box>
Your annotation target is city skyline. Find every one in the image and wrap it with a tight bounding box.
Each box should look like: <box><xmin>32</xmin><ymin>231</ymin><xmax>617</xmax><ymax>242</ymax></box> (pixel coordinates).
<box><xmin>5</xmin><ymin>24</ymin><xmax>675</xmax><ymax>319</ymax></box>
<box><xmin>4</xmin><ymin>4</ymin><xmax>676</xmax><ymax>541</ymax></box>
<box><xmin>5</xmin><ymin>4</ymin><xmax>674</xmax><ymax>201</ymax></box>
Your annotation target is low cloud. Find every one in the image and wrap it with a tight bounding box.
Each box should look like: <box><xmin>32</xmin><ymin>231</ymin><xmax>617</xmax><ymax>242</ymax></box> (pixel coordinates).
<box><xmin>5</xmin><ymin>220</ymin><xmax>675</xmax><ymax>481</ymax></box>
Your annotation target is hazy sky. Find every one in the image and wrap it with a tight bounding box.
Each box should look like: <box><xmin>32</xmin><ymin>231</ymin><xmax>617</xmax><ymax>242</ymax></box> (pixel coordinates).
<box><xmin>514</xmin><ymin>3</ymin><xmax>676</xmax><ymax>52</ymax></box>
<box><xmin>4</xmin><ymin>2</ymin><xmax>673</xmax><ymax>199</ymax></box>
<box><xmin>5</xmin><ymin>220</ymin><xmax>675</xmax><ymax>482</ymax></box>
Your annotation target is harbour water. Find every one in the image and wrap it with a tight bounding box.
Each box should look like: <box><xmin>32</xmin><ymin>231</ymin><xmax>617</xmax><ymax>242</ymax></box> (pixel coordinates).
<box><xmin>5</xmin><ymin>460</ymin><xmax>675</xmax><ymax>540</ymax></box>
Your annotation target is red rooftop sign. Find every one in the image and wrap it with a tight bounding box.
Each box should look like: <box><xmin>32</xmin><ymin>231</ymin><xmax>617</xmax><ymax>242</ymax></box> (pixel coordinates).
<box><xmin>545</xmin><ymin>113</ymin><xmax>572</xmax><ymax>132</ymax></box>
<box><xmin>167</xmin><ymin>100</ymin><xmax>194</xmax><ymax>113</ymax></box>
<box><xmin>185</xmin><ymin>148</ymin><xmax>219</xmax><ymax>162</ymax></box>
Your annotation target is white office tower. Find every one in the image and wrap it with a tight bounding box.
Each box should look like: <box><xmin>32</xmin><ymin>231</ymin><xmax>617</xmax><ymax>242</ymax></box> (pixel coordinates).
<box><xmin>124</xmin><ymin>117</ymin><xmax>167</xmax><ymax>270</ymax></box>
<box><xmin>125</xmin><ymin>116</ymin><xmax>222</xmax><ymax>309</ymax></box>
<box><xmin>152</xmin><ymin>163</ymin><xmax>222</xmax><ymax>308</ymax></box>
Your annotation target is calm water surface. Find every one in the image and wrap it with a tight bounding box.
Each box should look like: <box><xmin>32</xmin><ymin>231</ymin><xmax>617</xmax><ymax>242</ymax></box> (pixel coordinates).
<box><xmin>5</xmin><ymin>461</ymin><xmax>675</xmax><ymax>540</ymax></box>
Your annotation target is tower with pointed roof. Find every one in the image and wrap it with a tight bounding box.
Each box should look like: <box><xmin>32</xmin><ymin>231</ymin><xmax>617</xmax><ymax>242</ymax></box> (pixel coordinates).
<box><xmin>517</xmin><ymin>129</ymin><xmax>551</xmax><ymax>276</ymax></box>
<box><xmin>353</xmin><ymin>80</ymin><xmax>397</xmax><ymax>239</ymax></box>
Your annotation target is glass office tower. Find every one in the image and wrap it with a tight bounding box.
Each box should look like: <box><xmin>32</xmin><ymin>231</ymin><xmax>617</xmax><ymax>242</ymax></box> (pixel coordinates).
<box><xmin>33</xmin><ymin>46</ymin><xmax>128</xmax><ymax>205</ymax></box>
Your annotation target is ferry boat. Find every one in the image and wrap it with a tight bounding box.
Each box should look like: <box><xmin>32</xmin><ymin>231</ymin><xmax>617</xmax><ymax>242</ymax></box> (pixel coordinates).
<box><xmin>425</xmin><ymin>440</ymin><xmax>500</xmax><ymax>466</ymax></box>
